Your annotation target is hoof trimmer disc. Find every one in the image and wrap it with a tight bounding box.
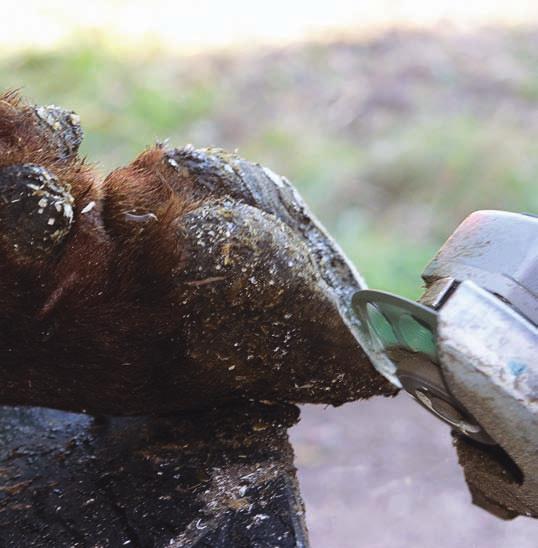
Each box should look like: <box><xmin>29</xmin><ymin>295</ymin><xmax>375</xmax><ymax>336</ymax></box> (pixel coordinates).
<box><xmin>352</xmin><ymin>289</ymin><xmax>495</xmax><ymax>444</ymax></box>
<box><xmin>351</xmin><ymin>211</ymin><xmax>538</xmax><ymax>519</ymax></box>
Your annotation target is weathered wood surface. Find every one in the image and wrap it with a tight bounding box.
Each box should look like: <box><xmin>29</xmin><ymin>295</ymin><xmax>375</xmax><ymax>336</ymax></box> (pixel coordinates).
<box><xmin>0</xmin><ymin>403</ymin><xmax>307</xmax><ymax>547</ymax></box>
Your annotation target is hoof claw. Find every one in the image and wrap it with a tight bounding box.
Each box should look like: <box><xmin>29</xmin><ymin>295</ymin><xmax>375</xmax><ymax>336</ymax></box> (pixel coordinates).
<box><xmin>0</xmin><ymin>163</ymin><xmax>74</xmax><ymax>263</ymax></box>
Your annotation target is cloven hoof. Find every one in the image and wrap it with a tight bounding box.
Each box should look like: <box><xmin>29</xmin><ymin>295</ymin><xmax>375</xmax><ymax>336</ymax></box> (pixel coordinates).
<box><xmin>0</xmin><ymin>92</ymin><xmax>394</xmax><ymax>415</ymax></box>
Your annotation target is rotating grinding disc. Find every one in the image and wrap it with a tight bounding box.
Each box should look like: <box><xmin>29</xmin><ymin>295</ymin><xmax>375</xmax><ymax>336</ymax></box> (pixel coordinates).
<box><xmin>352</xmin><ymin>289</ymin><xmax>496</xmax><ymax>445</ymax></box>
<box><xmin>394</xmin><ymin>351</ymin><xmax>496</xmax><ymax>445</ymax></box>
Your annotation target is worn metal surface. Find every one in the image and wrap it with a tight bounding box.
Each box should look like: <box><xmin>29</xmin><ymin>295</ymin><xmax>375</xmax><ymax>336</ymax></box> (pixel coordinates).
<box><xmin>0</xmin><ymin>402</ymin><xmax>308</xmax><ymax>547</ymax></box>
<box><xmin>423</xmin><ymin>210</ymin><xmax>538</xmax><ymax>324</ymax></box>
<box><xmin>437</xmin><ymin>281</ymin><xmax>538</xmax><ymax>518</ymax></box>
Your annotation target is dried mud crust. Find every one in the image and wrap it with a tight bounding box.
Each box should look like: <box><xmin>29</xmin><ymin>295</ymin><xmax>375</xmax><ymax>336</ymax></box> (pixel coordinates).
<box><xmin>0</xmin><ymin>402</ymin><xmax>308</xmax><ymax>547</ymax></box>
<box><xmin>454</xmin><ymin>434</ymin><xmax>537</xmax><ymax>520</ymax></box>
<box><xmin>0</xmin><ymin>92</ymin><xmax>393</xmax><ymax>416</ymax></box>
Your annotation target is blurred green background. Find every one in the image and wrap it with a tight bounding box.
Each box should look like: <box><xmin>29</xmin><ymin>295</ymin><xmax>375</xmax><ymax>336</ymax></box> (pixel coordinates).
<box><xmin>2</xmin><ymin>28</ymin><xmax>537</xmax><ymax>298</ymax></box>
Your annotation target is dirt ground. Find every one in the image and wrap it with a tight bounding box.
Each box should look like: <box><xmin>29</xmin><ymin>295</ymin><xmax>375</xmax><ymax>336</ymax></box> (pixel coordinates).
<box><xmin>291</xmin><ymin>396</ymin><xmax>537</xmax><ymax>547</ymax></box>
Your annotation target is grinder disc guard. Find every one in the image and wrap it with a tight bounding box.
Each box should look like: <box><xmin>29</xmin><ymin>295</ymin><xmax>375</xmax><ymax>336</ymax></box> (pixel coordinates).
<box><xmin>352</xmin><ymin>289</ymin><xmax>496</xmax><ymax>445</ymax></box>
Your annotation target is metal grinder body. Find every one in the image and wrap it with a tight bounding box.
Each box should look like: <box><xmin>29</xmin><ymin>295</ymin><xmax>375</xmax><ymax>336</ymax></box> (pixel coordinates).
<box><xmin>352</xmin><ymin>210</ymin><xmax>538</xmax><ymax>517</ymax></box>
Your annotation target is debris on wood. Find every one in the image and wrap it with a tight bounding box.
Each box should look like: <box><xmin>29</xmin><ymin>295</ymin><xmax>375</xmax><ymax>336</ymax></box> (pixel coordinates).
<box><xmin>0</xmin><ymin>402</ymin><xmax>308</xmax><ymax>547</ymax></box>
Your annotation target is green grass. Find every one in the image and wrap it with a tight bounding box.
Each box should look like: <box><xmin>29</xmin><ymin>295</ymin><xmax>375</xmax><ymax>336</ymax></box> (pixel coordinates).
<box><xmin>1</xmin><ymin>36</ymin><xmax>536</xmax><ymax>298</ymax></box>
<box><xmin>242</xmin><ymin>116</ymin><xmax>538</xmax><ymax>296</ymax></box>
<box><xmin>2</xmin><ymin>43</ymin><xmax>217</xmax><ymax>169</ymax></box>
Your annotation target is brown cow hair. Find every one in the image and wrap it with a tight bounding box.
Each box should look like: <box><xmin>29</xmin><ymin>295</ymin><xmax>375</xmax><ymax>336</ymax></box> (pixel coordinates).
<box><xmin>0</xmin><ymin>91</ymin><xmax>391</xmax><ymax>416</ymax></box>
